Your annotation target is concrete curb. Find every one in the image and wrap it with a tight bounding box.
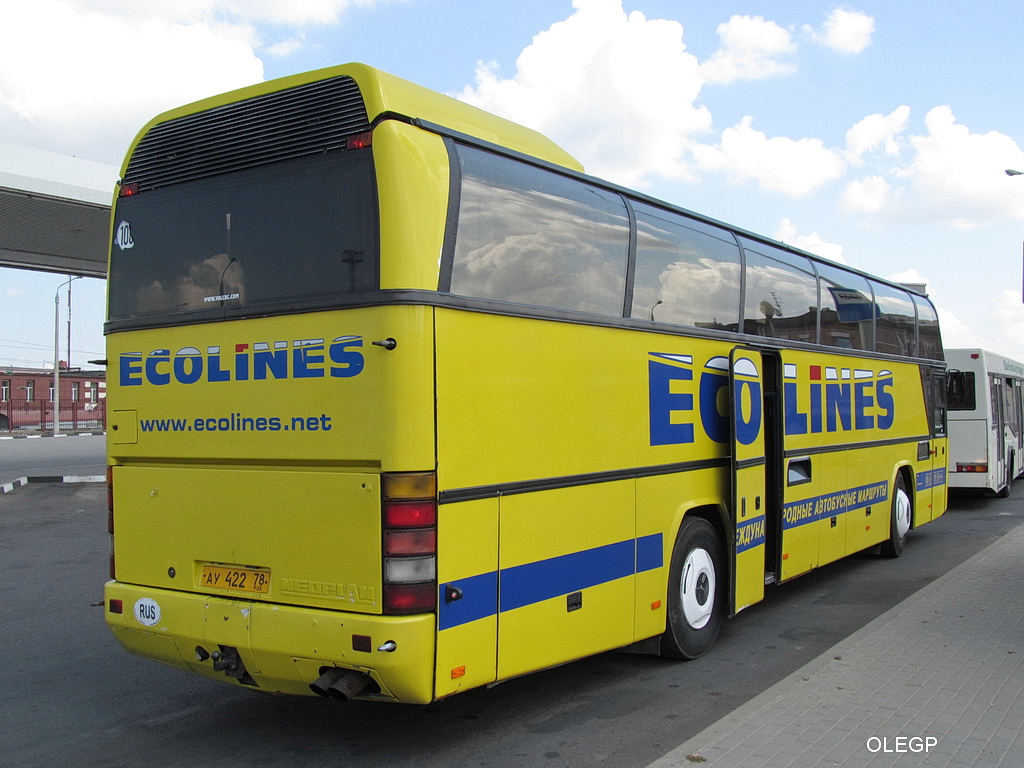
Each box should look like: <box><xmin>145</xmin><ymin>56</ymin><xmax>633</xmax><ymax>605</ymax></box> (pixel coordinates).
<box><xmin>0</xmin><ymin>474</ymin><xmax>105</xmax><ymax>494</ymax></box>
<box><xmin>0</xmin><ymin>431</ymin><xmax>105</xmax><ymax>440</ymax></box>
<box><xmin>0</xmin><ymin>477</ymin><xmax>28</xmax><ymax>494</ymax></box>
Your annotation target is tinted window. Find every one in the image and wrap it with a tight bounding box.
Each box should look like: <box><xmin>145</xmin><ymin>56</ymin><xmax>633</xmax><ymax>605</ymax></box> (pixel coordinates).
<box><xmin>815</xmin><ymin>262</ymin><xmax>874</xmax><ymax>351</ymax></box>
<box><xmin>871</xmin><ymin>281</ymin><xmax>917</xmax><ymax>357</ymax></box>
<box><xmin>913</xmin><ymin>294</ymin><xmax>943</xmax><ymax>360</ymax></box>
<box><xmin>108</xmin><ymin>151</ymin><xmax>378</xmax><ymax>326</ymax></box>
<box><xmin>631</xmin><ymin>203</ymin><xmax>741</xmax><ymax>330</ymax></box>
<box><xmin>450</xmin><ymin>146</ymin><xmax>629</xmax><ymax>316</ymax></box>
<box><xmin>741</xmin><ymin>240</ymin><xmax>818</xmax><ymax>343</ymax></box>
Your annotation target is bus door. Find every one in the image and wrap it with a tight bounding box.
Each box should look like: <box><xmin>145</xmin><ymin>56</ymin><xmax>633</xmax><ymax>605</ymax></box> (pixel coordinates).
<box><xmin>776</xmin><ymin>356</ymin><xmax>821</xmax><ymax>582</ymax></box>
<box><xmin>991</xmin><ymin>376</ymin><xmax>1007</xmax><ymax>490</ymax></box>
<box><xmin>729</xmin><ymin>347</ymin><xmax>768</xmax><ymax>613</ymax></box>
<box><xmin>916</xmin><ymin>366</ymin><xmax>948</xmax><ymax>519</ymax></box>
<box><xmin>1015</xmin><ymin>380</ymin><xmax>1024</xmax><ymax>474</ymax></box>
<box><xmin>998</xmin><ymin>376</ymin><xmax>1021</xmax><ymax>482</ymax></box>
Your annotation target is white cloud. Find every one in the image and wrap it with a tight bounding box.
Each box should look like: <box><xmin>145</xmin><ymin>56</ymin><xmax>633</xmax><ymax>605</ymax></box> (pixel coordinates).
<box><xmin>457</xmin><ymin>0</ymin><xmax>711</xmax><ymax>186</ymax></box>
<box><xmin>905</xmin><ymin>106</ymin><xmax>1024</xmax><ymax>228</ymax></box>
<box><xmin>845</xmin><ymin>106</ymin><xmax>910</xmax><ymax>164</ymax></box>
<box><xmin>265</xmin><ymin>35</ymin><xmax>308</xmax><ymax>57</ymax></box>
<box><xmin>842</xmin><ymin>106</ymin><xmax>1024</xmax><ymax>228</ymax></box>
<box><xmin>839</xmin><ymin>175</ymin><xmax>891</xmax><ymax>214</ymax></box>
<box><xmin>94</xmin><ymin>0</ymin><xmax>377</xmax><ymax>28</ymax></box>
<box><xmin>989</xmin><ymin>290</ymin><xmax>1024</xmax><ymax>359</ymax></box>
<box><xmin>0</xmin><ymin>0</ymin><xmax>385</xmax><ymax>163</ymax></box>
<box><xmin>937</xmin><ymin>307</ymin><xmax>987</xmax><ymax>350</ymax></box>
<box><xmin>454</xmin><ymin>3</ymin><xmax>875</xmax><ymax>197</ymax></box>
<box><xmin>692</xmin><ymin>116</ymin><xmax>846</xmax><ymax>197</ymax></box>
<box><xmin>885</xmin><ymin>268</ymin><xmax>930</xmax><ymax>290</ymax></box>
<box><xmin>699</xmin><ymin>15</ymin><xmax>796</xmax><ymax>85</ymax></box>
<box><xmin>807</xmin><ymin>8</ymin><xmax>875</xmax><ymax>55</ymax></box>
<box><xmin>774</xmin><ymin>218</ymin><xmax>846</xmax><ymax>263</ymax></box>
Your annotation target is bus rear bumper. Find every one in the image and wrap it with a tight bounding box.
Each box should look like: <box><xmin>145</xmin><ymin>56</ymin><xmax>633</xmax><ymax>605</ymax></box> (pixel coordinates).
<box><xmin>948</xmin><ymin>472</ymin><xmax>994</xmax><ymax>491</ymax></box>
<box><xmin>104</xmin><ymin>581</ymin><xmax>437</xmax><ymax>703</ymax></box>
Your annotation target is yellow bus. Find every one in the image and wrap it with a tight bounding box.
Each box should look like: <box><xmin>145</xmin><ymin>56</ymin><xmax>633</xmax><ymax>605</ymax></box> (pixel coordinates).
<box><xmin>103</xmin><ymin>63</ymin><xmax>948</xmax><ymax>704</ymax></box>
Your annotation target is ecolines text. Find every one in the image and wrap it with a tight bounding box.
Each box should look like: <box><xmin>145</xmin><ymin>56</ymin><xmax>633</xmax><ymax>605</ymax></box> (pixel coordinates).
<box><xmin>119</xmin><ymin>336</ymin><xmax>364</xmax><ymax>387</ymax></box>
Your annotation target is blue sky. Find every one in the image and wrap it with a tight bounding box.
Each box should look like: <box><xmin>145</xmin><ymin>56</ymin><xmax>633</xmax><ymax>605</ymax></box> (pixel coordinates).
<box><xmin>3</xmin><ymin>0</ymin><xmax>1024</xmax><ymax>369</ymax></box>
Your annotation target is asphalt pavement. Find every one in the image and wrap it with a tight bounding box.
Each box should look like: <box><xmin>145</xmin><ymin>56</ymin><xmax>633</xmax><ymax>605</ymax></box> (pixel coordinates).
<box><xmin>648</xmin><ymin>503</ymin><xmax>1024</xmax><ymax>768</ymax></box>
<box><xmin>0</xmin><ymin>431</ymin><xmax>105</xmax><ymax>489</ymax></box>
<box><xmin>6</xmin><ymin>432</ymin><xmax>1024</xmax><ymax>766</ymax></box>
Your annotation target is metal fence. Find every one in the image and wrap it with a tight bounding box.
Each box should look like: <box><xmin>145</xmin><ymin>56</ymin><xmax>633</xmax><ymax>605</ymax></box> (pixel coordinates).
<box><xmin>0</xmin><ymin>397</ymin><xmax>106</xmax><ymax>433</ymax></box>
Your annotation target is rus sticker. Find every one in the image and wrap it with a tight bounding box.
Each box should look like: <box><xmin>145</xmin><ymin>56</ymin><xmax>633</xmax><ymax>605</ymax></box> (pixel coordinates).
<box><xmin>133</xmin><ymin>597</ymin><xmax>161</xmax><ymax>627</ymax></box>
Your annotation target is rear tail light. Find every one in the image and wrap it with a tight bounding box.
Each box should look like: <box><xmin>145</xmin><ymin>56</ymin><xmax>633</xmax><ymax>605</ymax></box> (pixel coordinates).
<box><xmin>956</xmin><ymin>463</ymin><xmax>987</xmax><ymax>473</ymax></box>
<box><xmin>382</xmin><ymin>472</ymin><xmax>437</xmax><ymax>614</ymax></box>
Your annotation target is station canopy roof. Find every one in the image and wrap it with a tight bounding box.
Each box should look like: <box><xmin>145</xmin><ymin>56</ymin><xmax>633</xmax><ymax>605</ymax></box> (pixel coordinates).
<box><xmin>0</xmin><ymin>141</ymin><xmax>117</xmax><ymax>279</ymax></box>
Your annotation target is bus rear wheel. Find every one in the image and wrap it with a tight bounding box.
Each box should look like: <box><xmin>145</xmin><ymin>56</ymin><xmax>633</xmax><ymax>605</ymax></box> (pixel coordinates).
<box><xmin>881</xmin><ymin>473</ymin><xmax>911</xmax><ymax>558</ymax></box>
<box><xmin>660</xmin><ymin>517</ymin><xmax>724</xmax><ymax>660</ymax></box>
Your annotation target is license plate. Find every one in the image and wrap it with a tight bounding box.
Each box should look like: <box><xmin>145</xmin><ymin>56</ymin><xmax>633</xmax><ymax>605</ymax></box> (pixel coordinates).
<box><xmin>201</xmin><ymin>564</ymin><xmax>271</xmax><ymax>594</ymax></box>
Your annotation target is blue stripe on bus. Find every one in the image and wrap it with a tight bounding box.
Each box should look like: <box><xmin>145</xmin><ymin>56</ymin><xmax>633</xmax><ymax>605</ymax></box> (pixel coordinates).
<box><xmin>736</xmin><ymin>516</ymin><xmax>766</xmax><ymax>553</ymax></box>
<box><xmin>636</xmin><ymin>532</ymin><xmax>664</xmax><ymax>572</ymax></box>
<box><xmin>437</xmin><ymin>571</ymin><xmax>498</xmax><ymax>631</ymax></box>
<box><xmin>782</xmin><ymin>480</ymin><xmax>889</xmax><ymax>530</ymax></box>
<box><xmin>438</xmin><ymin>533</ymin><xmax>663</xmax><ymax>631</ymax></box>
<box><xmin>916</xmin><ymin>467</ymin><xmax>946</xmax><ymax>491</ymax></box>
<box><xmin>500</xmin><ymin>539</ymin><xmax>635</xmax><ymax>613</ymax></box>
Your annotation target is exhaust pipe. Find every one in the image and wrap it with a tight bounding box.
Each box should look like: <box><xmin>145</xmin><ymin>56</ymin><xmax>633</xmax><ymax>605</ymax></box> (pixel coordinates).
<box><xmin>309</xmin><ymin>668</ymin><xmax>373</xmax><ymax>702</ymax></box>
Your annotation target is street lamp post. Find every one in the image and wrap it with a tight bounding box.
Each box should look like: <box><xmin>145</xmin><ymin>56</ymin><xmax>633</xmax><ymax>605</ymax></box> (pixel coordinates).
<box><xmin>53</xmin><ymin>276</ymin><xmax>81</xmax><ymax>436</ymax></box>
<box><xmin>1008</xmin><ymin>171</ymin><xmax>1024</xmax><ymax>304</ymax></box>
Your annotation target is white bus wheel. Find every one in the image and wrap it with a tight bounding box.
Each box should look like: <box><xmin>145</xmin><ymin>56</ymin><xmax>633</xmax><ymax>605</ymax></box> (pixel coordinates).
<box><xmin>881</xmin><ymin>474</ymin><xmax>911</xmax><ymax>558</ymax></box>
<box><xmin>660</xmin><ymin>517</ymin><xmax>724</xmax><ymax>660</ymax></box>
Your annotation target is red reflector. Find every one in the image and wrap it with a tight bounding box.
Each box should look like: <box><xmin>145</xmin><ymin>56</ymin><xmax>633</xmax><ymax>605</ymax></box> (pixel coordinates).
<box><xmin>385</xmin><ymin>528</ymin><xmax>437</xmax><ymax>556</ymax></box>
<box><xmin>109</xmin><ymin>599</ymin><xmax>123</xmax><ymax>614</ymax></box>
<box><xmin>346</xmin><ymin>131</ymin><xmax>373</xmax><ymax>150</ymax></box>
<box><xmin>352</xmin><ymin>634</ymin><xmax>372</xmax><ymax>652</ymax></box>
<box><xmin>385</xmin><ymin>501</ymin><xmax>437</xmax><ymax>528</ymax></box>
<box><xmin>119</xmin><ymin>182</ymin><xmax>139</xmax><ymax>197</ymax></box>
<box><xmin>384</xmin><ymin>583</ymin><xmax>436</xmax><ymax>614</ymax></box>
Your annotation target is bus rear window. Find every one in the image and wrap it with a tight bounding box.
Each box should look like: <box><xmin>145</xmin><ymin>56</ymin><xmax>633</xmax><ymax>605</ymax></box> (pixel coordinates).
<box><xmin>107</xmin><ymin>152</ymin><xmax>378</xmax><ymax>328</ymax></box>
<box><xmin>947</xmin><ymin>370</ymin><xmax>976</xmax><ymax>411</ymax></box>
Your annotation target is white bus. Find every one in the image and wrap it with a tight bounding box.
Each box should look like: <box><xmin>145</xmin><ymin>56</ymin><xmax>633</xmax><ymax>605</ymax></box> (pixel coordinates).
<box><xmin>946</xmin><ymin>348</ymin><xmax>1024</xmax><ymax>496</ymax></box>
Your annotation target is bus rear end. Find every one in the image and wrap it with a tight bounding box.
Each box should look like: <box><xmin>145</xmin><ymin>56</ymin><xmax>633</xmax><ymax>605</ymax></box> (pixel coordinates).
<box><xmin>102</xmin><ymin>71</ymin><xmax>441</xmax><ymax>703</ymax></box>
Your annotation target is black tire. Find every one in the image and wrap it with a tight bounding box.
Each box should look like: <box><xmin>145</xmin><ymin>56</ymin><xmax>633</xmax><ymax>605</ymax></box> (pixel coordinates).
<box><xmin>881</xmin><ymin>473</ymin><xmax>912</xmax><ymax>558</ymax></box>
<box><xmin>660</xmin><ymin>517</ymin><xmax>725</xmax><ymax>660</ymax></box>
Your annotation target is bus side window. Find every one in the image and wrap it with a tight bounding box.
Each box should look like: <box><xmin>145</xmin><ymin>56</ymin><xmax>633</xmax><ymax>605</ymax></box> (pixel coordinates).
<box><xmin>449</xmin><ymin>145</ymin><xmax>630</xmax><ymax>317</ymax></box>
<box><xmin>913</xmin><ymin>294</ymin><xmax>943</xmax><ymax>361</ymax></box>
<box><xmin>740</xmin><ymin>241</ymin><xmax>818</xmax><ymax>344</ymax></box>
<box><xmin>630</xmin><ymin>202</ymin><xmax>741</xmax><ymax>330</ymax></box>
<box><xmin>816</xmin><ymin>261</ymin><xmax>875</xmax><ymax>352</ymax></box>
<box><xmin>871</xmin><ymin>280</ymin><xmax>916</xmax><ymax>357</ymax></box>
<box><xmin>946</xmin><ymin>370</ymin><xmax>976</xmax><ymax>411</ymax></box>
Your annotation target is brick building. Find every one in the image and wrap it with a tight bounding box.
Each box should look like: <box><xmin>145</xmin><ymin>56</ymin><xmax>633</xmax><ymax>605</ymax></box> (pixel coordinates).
<box><xmin>0</xmin><ymin>366</ymin><xmax>105</xmax><ymax>432</ymax></box>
